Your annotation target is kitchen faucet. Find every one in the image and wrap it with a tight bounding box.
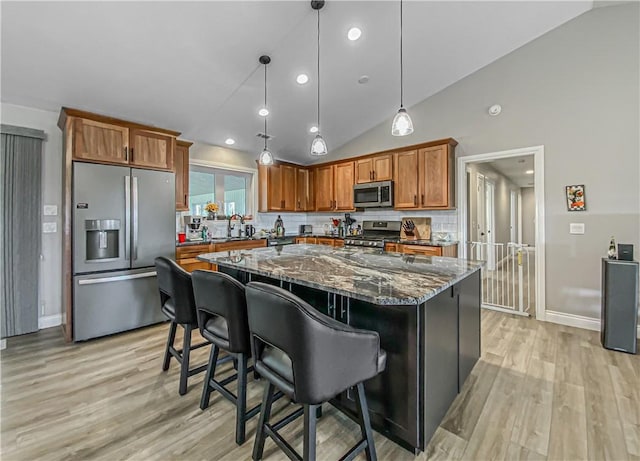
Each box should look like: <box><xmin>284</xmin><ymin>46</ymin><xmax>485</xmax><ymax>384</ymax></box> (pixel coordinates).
<box><xmin>227</xmin><ymin>214</ymin><xmax>245</xmax><ymax>238</ymax></box>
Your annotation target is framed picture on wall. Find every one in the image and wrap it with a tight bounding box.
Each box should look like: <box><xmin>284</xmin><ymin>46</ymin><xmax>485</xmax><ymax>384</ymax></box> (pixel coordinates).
<box><xmin>566</xmin><ymin>185</ymin><xmax>586</xmax><ymax>211</ymax></box>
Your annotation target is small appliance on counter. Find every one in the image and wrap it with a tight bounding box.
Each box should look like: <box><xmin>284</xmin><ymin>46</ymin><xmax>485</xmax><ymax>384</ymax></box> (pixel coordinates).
<box><xmin>245</xmin><ymin>224</ymin><xmax>256</xmax><ymax>238</ymax></box>
<box><xmin>274</xmin><ymin>215</ymin><xmax>285</xmax><ymax>237</ymax></box>
<box><xmin>299</xmin><ymin>224</ymin><xmax>313</xmax><ymax>235</ymax></box>
<box><xmin>183</xmin><ymin>215</ymin><xmax>204</xmax><ymax>241</ymax></box>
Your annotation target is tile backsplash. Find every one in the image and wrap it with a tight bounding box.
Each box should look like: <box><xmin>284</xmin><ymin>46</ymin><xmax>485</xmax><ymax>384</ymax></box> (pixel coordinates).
<box><xmin>177</xmin><ymin>209</ymin><xmax>458</xmax><ymax>239</ymax></box>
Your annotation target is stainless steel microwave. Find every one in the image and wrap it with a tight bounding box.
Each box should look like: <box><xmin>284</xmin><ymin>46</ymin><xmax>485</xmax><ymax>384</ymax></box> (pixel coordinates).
<box><xmin>353</xmin><ymin>181</ymin><xmax>394</xmax><ymax>208</ymax></box>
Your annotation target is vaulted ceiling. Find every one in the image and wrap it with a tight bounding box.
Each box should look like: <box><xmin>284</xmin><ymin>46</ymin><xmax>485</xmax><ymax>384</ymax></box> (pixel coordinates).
<box><xmin>1</xmin><ymin>1</ymin><xmax>592</xmax><ymax>164</ymax></box>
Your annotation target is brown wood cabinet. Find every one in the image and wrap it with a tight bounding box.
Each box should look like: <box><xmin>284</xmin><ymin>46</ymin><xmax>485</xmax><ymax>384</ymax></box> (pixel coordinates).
<box><xmin>399</xmin><ymin>244</ymin><xmax>458</xmax><ymax>257</ymax></box>
<box><xmin>313</xmin><ymin>161</ymin><xmax>355</xmax><ymax>212</ymax></box>
<box><xmin>258</xmin><ymin>163</ymin><xmax>311</xmax><ymax>212</ymax></box>
<box><xmin>394</xmin><ymin>150</ymin><xmax>420</xmax><ymax>208</ymax></box>
<box><xmin>175</xmin><ymin>244</ymin><xmax>214</xmax><ymax>272</ymax></box>
<box><xmin>72</xmin><ymin>118</ymin><xmax>129</xmax><ymax>164</ymax></box>
<box><xmin>316</xmin><ymin>237</ymin><xmax>337</xmax><ymax>246</ymax></box>
<box><xmin>295</xmin><ymin>237</ymin><xmax>317</xmax><ymax>244</ymax></box>
<box><xmin>393</xmin><ymin>140</ymin><xmax>456</xmax><ymax>209</ymax></box>
<box><xmin>355</xmin><ymin>154</ymin><xmax>393</xmax><ymax>184</ymax></box>
<box><xmin>176</xmin><ymin>239</ymin><xmax>267</xmax><ymax>272</ymax></box>
<box><xmin>60</xmin><ymin>107</ymin><xmax>180</xmax><ymax>172</ymax></box>
<box><xmin>296</xmin><ymin>167</ymin><xmax>311</xmax><ymax>211</ymax></box>
<box><xmin>384</xmin><ymin>243</ymin><xmax>399</xmax><ymax>253</ymax></box>
<box><xmin>129</xmin><ymin>128</ymin><xmax>175</xmax><ymax>170</ymax></box>
<box><xmin>175</xmin><ymin>140</ymin><xmax>192</xmax><ymax>211</ymax></box>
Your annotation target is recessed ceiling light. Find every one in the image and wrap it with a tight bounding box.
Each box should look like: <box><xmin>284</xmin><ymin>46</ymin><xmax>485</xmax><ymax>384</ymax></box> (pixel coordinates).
<box><xmin>358</xmin><ymin>75</ymin><xmax>369</xmax><ymax>84</ymax></box>
<box><xmin>296</xmin><ymin>74</ymin><xmax>309</xmax><ymax>85</ymax></box>
<box><xmin>347</xmin><ymin>27</ymin><xmax>362</xmax><ymax>41</ymax></box>
<box><xmin>525</xmin><ymin>169</ymin><xmax>534</xmax><ymax>174</ymax></box>
<box><xmin>224</xmin><ymin>138</ymin><xmax>235</xmax><ymax>145</ymax></box>
<box><xmin>258</xmin><ymin>107</ymin><xmax>269</xmax><ymax>117</ymax></box>
<box><xmin>309</xmin><ymin>126</ymin><xmax>319</xmax><ymax>133</ymax></box>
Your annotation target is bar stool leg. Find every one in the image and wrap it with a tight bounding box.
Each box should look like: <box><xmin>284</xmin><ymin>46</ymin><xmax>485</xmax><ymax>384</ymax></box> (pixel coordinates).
<box><xmin>179</xmin><ymin>324</ymin><xmax>192</xmax><ymax>396</ymax></box>
<box><xmin>200</xmin><ymin>344</ymin><xmax>219</xmax><ymax>410</ymax></box>
<box><xmin>162</xmin><ymin>321</ymin><xmax>177</xmax><ymax>371</ymax></box>
<box><xmin>236</xmin><ymin>354</ymin><xmax>248</xmax><ymax>445</ymax></box>
<box><xmin>252</xmin><ymin>381</ymin><xmax>275</xmax><ymax>461</ymax></box>
<box><xmin>354</xmin><ymin>382</ymin><xmax>377</xmax><ymax>461</ymax></box>
<box><xmin>303</xmin><ymin>404</ymin><xmax>317</xmax><ymax>461</ymax></box>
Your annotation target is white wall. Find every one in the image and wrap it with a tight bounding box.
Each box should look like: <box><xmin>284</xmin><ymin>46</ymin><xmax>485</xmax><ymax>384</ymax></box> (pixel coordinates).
<box><xmin>521</xmin><ymin>187</ymin><xmax>536</xmax><ymax>247</ymax></box>
<box><xmin>328</xmin><ymin>4</ymin><xmax>640</xmax><ymax>320</ymax></box>
<box><xmin>1</xmin><ymin>103</ymin><xmax>62</xmax><ymax>324</ymax></box>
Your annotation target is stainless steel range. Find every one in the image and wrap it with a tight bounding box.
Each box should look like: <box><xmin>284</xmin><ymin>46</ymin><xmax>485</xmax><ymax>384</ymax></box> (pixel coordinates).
<box><xmin>344</xmin><ymin>220</ymin><xmax>402</xmax><ymax>248</ymax></box>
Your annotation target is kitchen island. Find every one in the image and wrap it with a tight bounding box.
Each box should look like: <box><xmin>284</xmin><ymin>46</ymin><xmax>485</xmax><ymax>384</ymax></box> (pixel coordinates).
<box><xmin>198</xmin><ymin>244</ymin><xmax>482</xmax><ymax>453</ymax></box>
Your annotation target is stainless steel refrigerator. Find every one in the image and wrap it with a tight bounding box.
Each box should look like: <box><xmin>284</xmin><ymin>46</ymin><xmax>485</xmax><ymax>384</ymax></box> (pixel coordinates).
<box><xmin>73</xmin><ymin>162</ymin><xmax>175</xmax><ymax>341</ymax></box>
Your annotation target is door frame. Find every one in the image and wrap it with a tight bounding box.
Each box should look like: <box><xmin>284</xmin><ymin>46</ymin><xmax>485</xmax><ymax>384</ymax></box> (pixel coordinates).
<box><xmin>457</xmin><ymin>145</ymin><xmax>546</xmax><ymax>321</ymax></box>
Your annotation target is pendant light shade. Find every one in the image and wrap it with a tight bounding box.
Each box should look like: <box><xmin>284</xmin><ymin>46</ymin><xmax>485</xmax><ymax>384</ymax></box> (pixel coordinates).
<box><xmin>392</xmin><ymin>108</ymin><xmax>414</xmax><ymax>136</ymax></box>
<box><xmin>310</xmin><ymin>1</ymin><xmax>328</xmax><ymax>157</ymax></box>
<box><xmin>258</xmin><ymin>148</ymin><xmax>273</xmax><ymax>165</ymax></box>
<box><xmin>310</xmin><ymin>134</ymin><xmax>328</xmax><ymax>156</ymax></box>
<box><xmin>258</xmin><ymin>55</ymin><xmax>273</xmax><ymax>165</ymax></box>
<box><xmin>391</xmin><ymin>0</ymin><xmax>413</xmax><ymax>137</ymax></box>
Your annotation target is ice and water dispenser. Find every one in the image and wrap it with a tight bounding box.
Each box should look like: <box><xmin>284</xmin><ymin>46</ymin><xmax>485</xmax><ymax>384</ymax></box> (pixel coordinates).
<box><xmin>85</xmin><ymin>219</ymin><xmax>120</xmax><ymax>261</ymax></box>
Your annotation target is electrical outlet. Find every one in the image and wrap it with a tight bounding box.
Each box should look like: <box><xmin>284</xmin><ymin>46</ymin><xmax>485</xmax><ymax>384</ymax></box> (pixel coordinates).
<box><xmin>43</xmin><ymin>222</ymin><xmax>57</xmax><ymax>233</ymax></box>
<box><xmin>43</xmin><ymin>205</ymin><xmax>58</xmax><ymax>216</ymax></box>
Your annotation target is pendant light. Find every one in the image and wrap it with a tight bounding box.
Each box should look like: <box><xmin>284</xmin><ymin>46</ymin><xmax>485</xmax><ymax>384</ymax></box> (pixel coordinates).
<box><xmin>310</xmin><ymin>0</ymin><xmax>328</xmax><ymax>157</ymax></box>
<box><xmin>391</xmin><ymin>0</ymin><xmax>413</xmax><ymax>137</ymax></box>
<box><xmin>258</xmin><ymin>55</ymin><xmax>274</xmax><ymax>165</ymax></box>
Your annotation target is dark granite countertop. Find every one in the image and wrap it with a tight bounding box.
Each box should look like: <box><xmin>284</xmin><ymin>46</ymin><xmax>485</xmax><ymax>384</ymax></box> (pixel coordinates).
<box><xmin>197</xmin><ymin>244</ymin><xmax>482</xmax><ymax>306</ymax></box>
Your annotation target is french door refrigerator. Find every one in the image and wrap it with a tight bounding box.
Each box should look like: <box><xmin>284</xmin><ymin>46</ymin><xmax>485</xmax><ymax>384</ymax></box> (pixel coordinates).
<box><xmin>73</xmin><ymin>162</ymin><xmax>175</xmax><ymax>341</ymax></box>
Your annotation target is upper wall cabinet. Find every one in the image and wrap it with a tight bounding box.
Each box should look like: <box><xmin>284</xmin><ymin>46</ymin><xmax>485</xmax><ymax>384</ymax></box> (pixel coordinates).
<box><xmin>58</xmin><ymin>107</ymin><xmax>181</xmax><ymax>172</ymax></box>
<box><xmin>393</xmin><ymin>139</ymin><xmax>457</xmax><ymax>209</ymax></box>
<box><xmin>72</xmin><ymin>118</ymin><xmax>129</xmax><ymax>164</ymax></box>
<box><xmin>313</xmin><ymin>161</ymin><xmax>355</xmax><ymax>212</ymax></box>
<box><xmin>258</xmin><ymin>162</ymin><xmax>312</xmax><ymax>212</ymax></box>
<box><xmin>355</xmin><ymin>154</ymin><xmax>393</xmax><ymax>184</ymax></box>
<box><xmin>175</xmin><ymin>140</ymin><xmax>192</xmax><ymax>211</ymax></box>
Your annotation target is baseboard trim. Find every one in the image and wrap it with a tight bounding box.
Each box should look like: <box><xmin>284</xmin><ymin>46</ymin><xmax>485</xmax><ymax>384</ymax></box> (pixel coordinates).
<box><xmin>545</xmin><ymin>310</ymin><xmax>640</xmax><ymax>338</ymax></box>
<box><xmin>38</xmin><ymin>314</ymin><xmax>62</xmax><ymax>330</ymax></box>
<box><xmin>0</xmin><ymin>339</ymin><xmax>6</xmax><ymax>350</ymax></box>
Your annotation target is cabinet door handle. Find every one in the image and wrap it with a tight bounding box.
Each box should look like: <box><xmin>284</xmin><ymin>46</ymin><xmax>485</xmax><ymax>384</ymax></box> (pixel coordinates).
<box><xmin>184</xmin><ymin>194</ymin><xmax>187</xmax><ymax>205</ymax></box>
<box><xmin>369</xmin><ymin>171</ymin><xmax>373</xmax><ymax>180</ymax></box>
<box><xmin>414</xmin><ymin>195</ymin><xmax>417</xmax><ymax>205</ymax></box>
<box><xmin>373</xmin><ymin>171</ymin><xmax>376</xmax><ymax>180</ymax></box>
<box><xmin>130</xmin><ymin>148</ymin><xmax>134</xmax><ymax>161</ymax></box>
<box><xmin>421</xmin><ymin>194</ymin><xmax>425</xmax><ymax>206</ymax></box>
<box><xmin>124</xmin><ymin>146</ymin><xmax>128</xmax><ymax>161</ymax></box>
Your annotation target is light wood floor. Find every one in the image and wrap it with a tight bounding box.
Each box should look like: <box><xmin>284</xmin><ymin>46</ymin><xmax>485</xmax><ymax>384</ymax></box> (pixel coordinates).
<box><xmin>2</xmin><ymin>310</ymin><xmax>639</xmax><ymax>461</ymax></box>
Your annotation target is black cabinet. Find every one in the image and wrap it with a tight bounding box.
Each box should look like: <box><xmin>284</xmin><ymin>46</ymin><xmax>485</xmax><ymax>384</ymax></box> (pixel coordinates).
<box><xmin>458</xmin><ymin>270</ymin><xmax>481</xmax><ymax>389</ymax></box>
<box><xmin>601</xmin><ymin>258</ymin><xmax>638</xmax><ymax>354</ymax></box>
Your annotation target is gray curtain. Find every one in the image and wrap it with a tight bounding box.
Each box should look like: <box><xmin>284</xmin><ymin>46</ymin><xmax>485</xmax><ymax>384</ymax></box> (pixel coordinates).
<box><xmin>1</xmin><ymin>124</ymin><xmax>45</xmax><ymax>338</ymax></box>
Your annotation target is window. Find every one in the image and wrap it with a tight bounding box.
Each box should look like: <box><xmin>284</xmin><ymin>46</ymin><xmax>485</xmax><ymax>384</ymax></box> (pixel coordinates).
<box><xmin>189</xmin><ymin>164</ymin><xmax>253</xmax><ymax>217</ymax></box>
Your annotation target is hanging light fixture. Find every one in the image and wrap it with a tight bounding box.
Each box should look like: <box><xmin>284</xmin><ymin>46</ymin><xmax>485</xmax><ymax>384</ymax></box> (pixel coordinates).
<box><xmin>391</xmin><ymin>0</ymin><xmax>413</xmax><ymax>137</ymax></box>
<box><xmin>310</xmin><ymin>0</ymin><xmax>328</xmax><ymax>157</ymax></box>
<box><xmin>258</xmin><ymin>55</ymin><xmax>274</xmax><ymax>166</ymax></box>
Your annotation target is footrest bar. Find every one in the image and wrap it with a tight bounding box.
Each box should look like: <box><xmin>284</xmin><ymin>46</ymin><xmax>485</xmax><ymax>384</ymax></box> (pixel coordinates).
<box><xmin>187</xmin><ymin>363</ymin><xmax>208</xmax><ymax>377</ymax></box>
<box><xmin>339</xmin><ymin>439</ymin><xmax>367</xmax><ymax>461</ymax></box>
<box><xmin>264</xmin><ymin>424</ymin><xmax>302</xmax><ymax>461</ymax></box>
<box><xmin>272</xmin><ymin>407</ymin><xmax>304</xmax><ymax>431</ymax></box>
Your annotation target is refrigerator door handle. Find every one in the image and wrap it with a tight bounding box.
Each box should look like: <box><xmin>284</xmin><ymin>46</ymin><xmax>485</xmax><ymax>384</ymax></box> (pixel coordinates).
<box><xmin>125</xmin><ymin>176</ymin><xmax>131</xmax><ymax>260</ymax></box>
<box><xmin>77</xmin><ymin>271</ymin><xmax>157</xmax><ymax>285</ymax></box>
<box><xmin>133</xmin><ymin>176</ymin><xmax>139</xmax><ymax>260</ymax></box>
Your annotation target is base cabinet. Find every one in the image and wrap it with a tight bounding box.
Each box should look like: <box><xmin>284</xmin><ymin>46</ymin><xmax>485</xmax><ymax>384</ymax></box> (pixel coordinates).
<box><xmin>176</xmin><ymin>239</ymin><xmax>267</xmax><ymax>272</ymax></box>
<box><xmin>400</xmin><ymin>244</ymin><xmax>458</xmax><ymax>257</ymax></box>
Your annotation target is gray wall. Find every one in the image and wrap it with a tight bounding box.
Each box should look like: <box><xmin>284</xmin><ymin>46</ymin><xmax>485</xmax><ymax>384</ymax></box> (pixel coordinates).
<box><xmin>521</xmin><ymin>187</ymin><xmax>536</xmax><ymax>247</ymax></box>
<box><xmin>329</xmin><ymin>4</ymin><xmax>640</xmax><ymax>320</ymax></box>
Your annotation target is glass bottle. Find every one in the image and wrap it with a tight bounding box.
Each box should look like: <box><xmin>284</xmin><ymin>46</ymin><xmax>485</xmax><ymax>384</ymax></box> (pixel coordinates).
<box><xmin>608</xmin><ymin>236</ymin><xmax>617</xmax><ymax>259</ymax></box>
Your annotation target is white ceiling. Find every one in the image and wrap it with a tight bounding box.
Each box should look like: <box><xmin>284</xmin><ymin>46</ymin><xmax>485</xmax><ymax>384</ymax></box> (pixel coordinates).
<box><xmin>1</xmin><ymin>1</ymin><xmax>592</xmax><ymax>164</ymax></box>
<box><xmin>484</xmin><ymin>155</ymin><xmax>535</xmax><ymax>188</ymax></box>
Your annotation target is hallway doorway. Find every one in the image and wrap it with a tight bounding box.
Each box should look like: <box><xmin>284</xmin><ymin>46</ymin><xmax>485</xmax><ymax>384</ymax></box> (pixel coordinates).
<box><xmin>457</xmin><ymin>146</ymin><xmax>545</xmax><ymax>320</ymax></box>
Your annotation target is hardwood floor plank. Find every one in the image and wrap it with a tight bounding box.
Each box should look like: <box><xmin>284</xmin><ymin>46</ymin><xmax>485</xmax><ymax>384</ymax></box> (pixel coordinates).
<box><xmin>547</xmin><ymin>381</ymin><xmax>588</xmax><ymax>461</ymax></box>
<box><xmin>423</xmin><ymin>427</ymin><xmax>468</xmax><ymax>461</ymax></box>
<box><xmin>510</xmin><ymin>357</ymin><xmax>554</xmax><ymax>456</ymax></box>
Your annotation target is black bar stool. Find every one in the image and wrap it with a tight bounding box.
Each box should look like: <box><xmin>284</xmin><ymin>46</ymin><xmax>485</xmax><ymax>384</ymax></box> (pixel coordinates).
<box><xmin>155</xmin><ymin>257</ymin><xmax>210</xmax><ymax>396</ymax></box>
<box><xmin>192</xmin><ymin>270</ymin><xmax>271</xmax><ymax>445</ymax></box>
<box><xmin>245</xmin><ymin>282</ymin><xmax>387</xmax><ymax>461</ymax></box>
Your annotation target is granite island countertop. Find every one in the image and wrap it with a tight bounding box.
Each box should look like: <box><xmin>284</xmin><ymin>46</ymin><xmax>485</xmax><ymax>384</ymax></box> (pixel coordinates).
<box><xmin>197</xmin><ymin>244</ymin><xmax>482</xmax><ymax>306</ymax></box>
